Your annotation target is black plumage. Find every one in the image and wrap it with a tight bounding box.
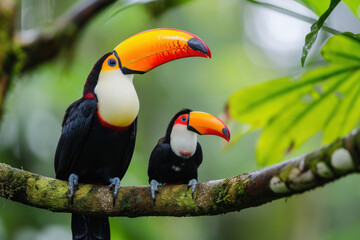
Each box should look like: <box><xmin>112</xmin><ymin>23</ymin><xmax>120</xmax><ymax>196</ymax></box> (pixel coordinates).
<box><xmin>148</xmin><ymin>142</ymin><xmax>202</xmax><ymax>185</ymax></box>
<box><xmin>148</xmin><ymin>109</ymin><xmax>202</xmax><ymax>187</ymax></box>
<box><xmin>55</xmin><ymin>98</ymin><xmax>137</xmax><ymax>184</ymax></box>
<box><xmin>54</xmin><ymin>54</ymin><xmax>136</xmax><ymax>240</ymax></box>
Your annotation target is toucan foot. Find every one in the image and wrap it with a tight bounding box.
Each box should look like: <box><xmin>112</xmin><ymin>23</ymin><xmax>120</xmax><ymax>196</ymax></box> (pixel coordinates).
<box><xmin>188</xmin><ymin>179</ymin><xmax>198</xmax><ymax>198</ymax></box>
<box><xmin>150</xmin><ymin>179</ymin><xmax>162</xmax><ymax>203</ymax></box>
<box><xmin>68</xmin><ymin>173</ymin><xmax>79</xmax><ymax>202</ymax></box>
<box><xmin>109</xmin><ymin>177</ymin><xmax>121</xmax><ymax>205</ymax></box>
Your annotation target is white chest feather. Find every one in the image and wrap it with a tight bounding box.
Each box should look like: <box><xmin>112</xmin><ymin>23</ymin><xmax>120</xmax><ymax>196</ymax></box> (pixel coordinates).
<box><xmin>170</xmin><ymin>124</ymin><xmax>198</xmax><ymax>158</ymax></box>
<box><xmin>95</xmin><ymin>70</ymin><xmax>139</xmax><ymax>127</ymax></box>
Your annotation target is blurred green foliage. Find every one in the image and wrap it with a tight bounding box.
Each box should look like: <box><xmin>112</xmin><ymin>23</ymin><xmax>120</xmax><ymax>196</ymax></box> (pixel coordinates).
<box><xmin>229</xmin><ymin>34</ymin><xmax>360</xmax><ymax>165</ymax></box>
<box><xmin>1</xmin><ymin>0</ymin><xmax>360</xmax><ymax>240</ymax></box>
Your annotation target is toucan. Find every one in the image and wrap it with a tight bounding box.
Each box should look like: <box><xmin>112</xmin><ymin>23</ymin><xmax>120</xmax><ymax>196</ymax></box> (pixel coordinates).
<box><xmin>148</xmin><ymin>109</ymin><xmax>230</xmax><ymax>201</ymax></box>
<box><xmin>54</xmin><ymin>29</ymin><xmax>211</xmax><ymax>240</ymax></box>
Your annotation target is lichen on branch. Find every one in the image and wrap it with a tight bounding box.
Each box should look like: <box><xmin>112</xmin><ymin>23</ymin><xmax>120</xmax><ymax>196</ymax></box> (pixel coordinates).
<box><xmin>1</xmin><ymin>128</ymin><xmax>359</xmax><ymax>217</ymax></box>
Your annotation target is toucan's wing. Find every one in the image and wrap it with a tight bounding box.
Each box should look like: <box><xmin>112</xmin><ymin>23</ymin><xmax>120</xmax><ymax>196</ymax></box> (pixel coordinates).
<box><xmin>147</xmin><ymin>142</ymin><xmax>171</xmax><ymax>183</ymax></box>
<box><xmin>54</xmin><ymin>98</ymin><xmax>97</xmax><ymax>180</ymax></box>
<box><xmin>115</xmin><ymin>117</ymin><xmax>137</xmax><ymax>180</ymax></box>
<box><xmin>193</xmin><ymin>142</ymin><xmax>203</xmax><ymax>166</ymax></box>
<box><xmin>183</xmin><ymin>142</ymin><xmax>203</xmax><ymax>182</ymax></box>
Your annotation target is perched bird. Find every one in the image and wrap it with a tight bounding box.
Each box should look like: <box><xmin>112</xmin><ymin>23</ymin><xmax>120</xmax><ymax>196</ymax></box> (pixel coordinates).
<box><xmin>148</xmin><ymin>109</ymin><xmax>230</xmax><ymax>201</ymax></box>
<box><xmin>54</xmin><ymin>29</ymin><xmax>211</xmax><ymax>240</ymax></box>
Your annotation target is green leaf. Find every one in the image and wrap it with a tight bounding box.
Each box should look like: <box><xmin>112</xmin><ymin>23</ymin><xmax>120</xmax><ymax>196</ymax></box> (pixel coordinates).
<box><xmin>301</xmin><ymin>0</ymin><xmax>340</xmax><ymax>67</ymax></box>
<box><xmin>342</xmin><ymin>0</ymin><xmax>360</xmax><ymax>21</ymax></box>
<box><xmin>257</xmin><ymin>69</ymin><xmax>357</xmax><ymax>165</ymax></box>
<box><xmin>295</xmin><ymin>0</ymin><xmax>331</xmax><ymax>16</ymax></box>
<box><xmin>322</xmin><ymin>71</ymin><xmax>360</xmax><ymax>144</ymax></box>
<box><xmin>321</xmin><ymin>34</ymin><xmax>360</xmax><ymax>65</ymax></box>
<box><xmin>341</xmin><ymin>32</ymin><xmax>360</xmax><ymax>42</ymax></box>
<box><xmin>228</xmin><ymin>34</ymin><xmax>360</xmax><ymax>165</ymax></box>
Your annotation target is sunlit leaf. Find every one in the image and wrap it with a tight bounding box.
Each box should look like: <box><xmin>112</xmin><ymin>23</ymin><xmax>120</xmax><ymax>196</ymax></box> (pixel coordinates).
<box><xmin>322</xmin><ymin>71</ymin><xmax>360</xmax><ymax>144</ymax></box>
<box><xmin>228</xmin><ymin>34</ymin><xmax>360</xmax><ymax>165</ymax></box>
<box><xmin>295</xmin><ymin>0</ymin><xmax>331</xmax><ymax>16</ymax></box>
<box><xmin>228</xmin><ymin>66</ymin><xmax>351</xmax><ymax>129</ymax></box>
<box><xmin>342</xmin><ymin>0</ymin><xmax>360</xmax><ymax>21</ymax></box>
<box><xmin>257</xmin><ymin>69</ymin><xmax>357</xmax><ymax>165</ymax></box>
<box><xmin>342</xmin><ymin>32</ymin><xmax>360</xmax><ymax>42</ymax></box>
<box><xmin>321</xmin><ymin>34</ymin><xmax>360</xmax><ymax>65</ymax></box>
<box><xmin>301</xmin><ymin>0</ymin><xmax>340</xmax><ymax>66</ymax></box>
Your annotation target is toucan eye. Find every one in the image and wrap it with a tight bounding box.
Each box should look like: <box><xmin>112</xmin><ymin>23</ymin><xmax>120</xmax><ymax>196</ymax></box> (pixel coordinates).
<box><xmin>108</xmin><ymin>58</ymin><xmax>117</xmax><ymax>67</ymax></box>
<box><xmin>181</xmin><ymin>116</ymin><xmax>187</xmax><ymax>122</ymax></box>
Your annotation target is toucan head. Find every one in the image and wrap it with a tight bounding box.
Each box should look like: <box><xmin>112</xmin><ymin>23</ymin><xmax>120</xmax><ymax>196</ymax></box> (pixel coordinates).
<box><xmin>82</xmin><ymin>29</ymin><xmax>211</xmax><ymax>128</ymax></box>
<box><xmin>83</xmin><ymin>28</ymin><xmax>211</xmax><ymax>98</ymax></box>
<box><xmin>166</xmin><ymin>109</ymin><xmax>230</xmax><ymax>158</ymax></box>
<box><xmin>174</xmin><ymin>110</ymin><xmax>230</xmax><ymax>141</ymax></box>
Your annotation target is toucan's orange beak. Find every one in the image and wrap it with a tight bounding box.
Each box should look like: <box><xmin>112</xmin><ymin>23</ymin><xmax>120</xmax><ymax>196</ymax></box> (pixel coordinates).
<box><xmin>113</xmin><ymin>28</ymin><xmax>211</xmax><ymax>74</ymax></box>
<box><xmin>188</xmin><ymin>112</ymin><xmax>230</xmax><ymax>142</ymax></box>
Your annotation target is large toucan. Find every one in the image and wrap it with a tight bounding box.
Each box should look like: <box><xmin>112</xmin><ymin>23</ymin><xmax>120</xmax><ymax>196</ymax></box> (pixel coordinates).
<box><xmin>54</xmin><ymin>29</ymin><xmax>211</xmax><ymax>240</ymax></box>
<box><xmin>148</xmin><ymin>109</ymin><xmax>230</xmax><ymax>201</ymax></box>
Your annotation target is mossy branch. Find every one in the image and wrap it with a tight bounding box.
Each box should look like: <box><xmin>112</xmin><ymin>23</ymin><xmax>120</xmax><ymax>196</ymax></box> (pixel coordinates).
<box><xmin>1</xmin><ymin>128</ymin><xmax>359</xmax><ymax>217</ymax></box>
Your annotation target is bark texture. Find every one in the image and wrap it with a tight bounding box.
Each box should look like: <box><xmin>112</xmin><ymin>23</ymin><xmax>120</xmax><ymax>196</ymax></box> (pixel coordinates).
<box><xmin>1</xmin><ymin>128</ymin><xmax>359</xmax><ymax>217</ymax></box>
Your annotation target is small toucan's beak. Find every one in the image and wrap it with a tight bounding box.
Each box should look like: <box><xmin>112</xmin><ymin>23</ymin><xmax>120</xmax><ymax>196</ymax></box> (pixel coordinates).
<box><xmin>187</xmin><ymin>112</ymin><xmax>230</xmax><ymax>142</ymax></box>
<box><xmin>113</xmin><ymin>28</ymin><xmax>211</xmax><ymax>74</ymax></box>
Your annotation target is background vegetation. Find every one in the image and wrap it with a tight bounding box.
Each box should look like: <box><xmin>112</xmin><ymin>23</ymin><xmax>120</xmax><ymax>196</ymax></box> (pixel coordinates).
<box><xmin>1</xmin><ymin>0</ymin><xmax>360</xmax><ymax>239</ymax></box>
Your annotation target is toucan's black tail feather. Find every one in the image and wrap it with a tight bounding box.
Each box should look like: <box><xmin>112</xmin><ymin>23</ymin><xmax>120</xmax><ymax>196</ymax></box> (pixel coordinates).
<box><xmin>72</xmin><ymin>214</ymin><xmax>110</xmax><ymax>240</ymax></box>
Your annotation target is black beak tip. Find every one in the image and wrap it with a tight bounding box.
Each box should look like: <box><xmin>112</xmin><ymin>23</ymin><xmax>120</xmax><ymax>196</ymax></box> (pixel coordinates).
<box><xmin>187</xmin><ymin>38</ymin><xmax>210</xmax><ymax>57</ymax></box>
<box><xmin>222</xmin><ymin>127</ymin><xmax>230</xmax><ymax>141</ymax></box>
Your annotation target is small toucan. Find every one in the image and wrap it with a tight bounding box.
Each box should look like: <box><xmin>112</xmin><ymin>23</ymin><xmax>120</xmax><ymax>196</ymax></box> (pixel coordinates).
<box><xmin>148</xmin><ymin>109</ymin><xmax>230</xmax><ymax>201</ymax></box>
<box><xmin>54</xmin><ymin>29</ymin><xmax>211</xmax><ymax>240</ymax></box>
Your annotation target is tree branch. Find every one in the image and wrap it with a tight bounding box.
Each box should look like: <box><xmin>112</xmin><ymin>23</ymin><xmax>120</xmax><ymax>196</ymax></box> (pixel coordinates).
<box><xmin>1</xmin><ymin>128</ymin><xmax>359</xmax><ymax>217</ymax></box>
<box><xmin>17</xmin><ymin>0</ymin><xmax>116</xmax><ymax>72</ymax></box>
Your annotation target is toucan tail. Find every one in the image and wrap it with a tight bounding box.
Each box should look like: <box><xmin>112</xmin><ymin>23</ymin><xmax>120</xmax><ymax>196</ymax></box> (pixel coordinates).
<box><xmin>71</xmin><ymin>214</ymin><xmax>110</xmax><ymax>240</ymax></box>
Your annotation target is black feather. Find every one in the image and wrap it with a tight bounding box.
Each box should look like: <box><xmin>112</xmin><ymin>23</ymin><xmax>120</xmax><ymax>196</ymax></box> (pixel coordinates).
<box><xmin>55</xmin><ymin>98</ymin><xmax>137</xmax><ymax>240</ymax></box>
<box><xmin>148</xmin><ymin>109</ymin><xmax>203</xmax><ymax>185</ymax></box>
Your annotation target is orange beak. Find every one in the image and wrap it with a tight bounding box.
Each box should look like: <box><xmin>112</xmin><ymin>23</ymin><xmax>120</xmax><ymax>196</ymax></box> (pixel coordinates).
<box><xmin>113</xmin><ymin>28</ymin><xmax>211</xmax><ymax>74</ymax></box>
<box><xmin>187</xmin><ymin>112</ymin><xmax>230</xmax><ymax>142</ymax></box>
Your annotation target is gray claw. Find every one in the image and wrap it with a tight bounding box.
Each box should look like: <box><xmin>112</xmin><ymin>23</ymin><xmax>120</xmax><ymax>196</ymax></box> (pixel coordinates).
<box><xmin>109</xmin><ymin>177</ymin><xmax>121</xmax><ymax>204</ymax></box>
<box><xmin>188</xmin><ymin>179</ymin><xmax>198</xmax><ymax>196</ymax></box>
<box><xmin>150</xmin><ymin>179</ymin><xmax>162</xmax><ymax>201</ymax></box>
<box><xmin>68</xmin><ymin>173</ymin><xmax>79</xmax><ymax>202</ymax></box>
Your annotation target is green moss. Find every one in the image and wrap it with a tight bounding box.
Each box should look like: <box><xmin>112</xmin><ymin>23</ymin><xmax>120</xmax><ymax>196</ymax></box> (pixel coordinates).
<box><xmin>118</xmin><ymin>191</ymin><xmax>133</xmax><ymax>212</ymax></box>
<box><xmin>234</xmin><ymin>176</ymin><xmax>248</xmax><ymax>196</ymax></box>
<box><xmin>211</xmin><ymin>179</ymin><xmax>232</xmax><ymax>210</ymax></box>
<box><xmin>175</xmin><ymin>190</ymin><xmax>196</xmax><ymax>208</ymax></box>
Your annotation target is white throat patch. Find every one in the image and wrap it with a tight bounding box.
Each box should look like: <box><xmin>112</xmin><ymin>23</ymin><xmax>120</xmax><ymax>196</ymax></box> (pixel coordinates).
<box><xmin>170</xmin><ymin>124</ymin><xmax>198</xmax><ymax>158</ymax></box>
<box><xmin>95</xmin><ymin>70</ymin><xmax>139</xmax><ymax>127</ymax></box>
